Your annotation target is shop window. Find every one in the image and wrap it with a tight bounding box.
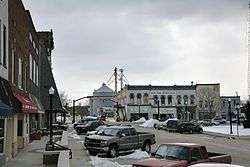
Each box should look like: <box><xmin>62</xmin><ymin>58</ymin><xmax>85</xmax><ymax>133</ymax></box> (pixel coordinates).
<box><xmin>129</xmin><ymin>93</ymin><xmax>134</xmax><ymax>104</ymax></box>
<box><xmin>137</xmin><ymin>93</ymin><xmax>142</xmax><ymax>104</ymax></box>
<box><xmin>18</xmin><ymin>120</ymin><xmax>23</xmax><ymax>136</ymax></box>
<box><xmin>153</xmin><ymin>95</ymin><xmax>158</xmax><ymax>105</ymax></box>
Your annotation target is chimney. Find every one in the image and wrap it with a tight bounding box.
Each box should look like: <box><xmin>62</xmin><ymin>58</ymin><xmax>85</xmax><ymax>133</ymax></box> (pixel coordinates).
<box><xmin>191</xmin><ymin>81</ymin><xmax>194</xmax><ymax>86</ymax></box>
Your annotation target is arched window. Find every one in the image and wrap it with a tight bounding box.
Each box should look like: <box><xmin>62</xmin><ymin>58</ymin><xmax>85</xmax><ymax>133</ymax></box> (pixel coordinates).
<box><xmin>161</xmin><ymin>95</ymin><xmax>165</xmax><ymax>105</ymax></box>
<box><xmin>143</xmin><ymin>93</ymin><xmax>149</xmax><ymax>104</ymax></box>
<box><xmin>183</xmin><ymin>95</ymin><xmax>188</xmax><ymax>105</ymax></box>
<box><xmin>168</xmin><ymin>95</ymin><xmax>172</xmax><ymax>105</ymax></box>
<box><xmin>177</xmin><ymin>95</ymin><xmax>182</xmax><ymax>105</ymax></box>
<box><xmin>190</xmin><ymin>95</ymin><xmax>195</xmax><ymax>105</ymax></box>
<box><xmin>153</xmin><ymin>95</ymin><xmax>158</xmax><ymax>105</ymax></box>
<box><xmin>129</xmin><ymin>93</ymin><xmax>134</xmax><ymax>104</ymax></box>
<box><xmin>137</xmin><ymin>93</ymin><xmax>142</xmax><ymax>104</ymax></box>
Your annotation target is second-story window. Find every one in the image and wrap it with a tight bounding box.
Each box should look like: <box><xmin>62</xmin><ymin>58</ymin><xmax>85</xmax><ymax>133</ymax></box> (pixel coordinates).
<box><xmin>137</xmin><ymin>93</ymin><xmax>142</xmax><ymax>104</ymax></box>
<box><xmin>143</xmin><ymin>93</ymin><xmax>149</xmax><ymax>104</ymax></box>
<box><xmin>168</xmin><ymin>95</ymin><xmax>172</xmax><ymax>105</ymax></box>
<box><xmin>199</xmin><ymin>101</ymin><xmax>203</xmax><ymax>108</ymax></box>
<box><xmin>190</xmin><ymin>95</ymin><xmax>195</xmax><ymax>105</ymax></box>
<box><xmin>183</xmin><ymin>95</ymin><xmax>188</xmax><ymax>105</ymax></box>
<box><xmin>129</xmin><ymin>93</ymin><xmax>134</xmax><ymax>104</ymax></box>
<box><xmin>153</xmin><ymin>95</ymin><xmax>158</xmax><ymax>105</ymax></box>
<box><xmin>177</xmin><ymin>95</ymin><xmax>182</xmax><ymax>105</ymax></box>
<box><xmin>161</xmin><ymin>95</ymin><xmax>165</xmax><ymax>105</ymax></box>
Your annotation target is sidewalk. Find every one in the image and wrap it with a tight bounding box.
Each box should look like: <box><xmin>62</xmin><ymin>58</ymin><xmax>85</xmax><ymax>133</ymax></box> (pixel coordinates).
<box><xmin>4</xmin><ymin>137</ymin><xmax>55</xmax><ymax>167</ymax></box>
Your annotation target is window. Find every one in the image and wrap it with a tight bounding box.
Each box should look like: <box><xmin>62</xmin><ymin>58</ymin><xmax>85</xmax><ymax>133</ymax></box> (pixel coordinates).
<box><xmin>18</xmin><ymin>58</ymin><xmax>22</xmax><ymax>88</ymax></box>
<box><xmin>191</xmin><ymin>148</ymin><xmax>201</xmax><ymax>161</ymax></box>
<box><xmin>153</xmin><ymin>95</ymin><xmax>158</xmax><ymax>105</ymax></box>
<box><xmin>33</xmin><ymin>59</ymin><xmax>35</xmax><ymax>82</ymax></box>
<box><xmin>129</xmin><ymin>128</ymin><xmax>137</xmax><ymax>136</ymax></box>
<box><xmin>129</xmin><ymin>93</ymin><xmax>134</xmax><ymax>104</ymax></box>
<box><xmin>3</xmin><ymin>25</ymin><xmax>6</xmax><ymax>67</ymax></box>
<box><xmin>204</xmin><ymin>100</ymin><xmax>208</xmax><ymax>108</ymax></box>
<box><xmin>143</xmin><ymin>93</ymin><xmax>149</xmax><ymax>104</ymax></box>
<box><xmin>200</xmin><ymin>146</ymin><xmax>208</xmax><ymax>159</ymax></box>
<box><xmin>121</xmin><ymin>129</ymin><xmax>130</xmax><ymax>136</ymax></box>
<box><xmin>137</xmin><ymin>93</ymin><xmax>142</xmax><ymax>104</ymax></box>
<box><xmin>199</xmin><ymin>101</ymin><xmax>203</xmax><ymax>108</ymax></box>
<box><xmin>29</xmin><ymin>54</ymin><xmax>32</xmax><ymax>80</ymax></box>
<box><xmin>161</xmin><ymin>95</ymin><xmax>165</xmax><ymax>105</ymax></box>
<box><xmin>222</xmin><ymin>101</ymin><xmax>225</xmax><ymax>107</ymax></box>
<box><xmin>177</xmin><ymin>95</ymin><xmax>182</xmax><ymax>105</ymax></box>
<box><xmin>190</xmin><ymin>95</ymin><xmax>195</xmax><ymax>105</ymax></box>
<box><xmin>168</xmin><ymin>95</ymin><xmax>172</xmax><ymax>105</ymax></box>
<box><xmin>183</xmin><ymin>95</ymin><xmax>188</xmax><ymax>105</ymax></box>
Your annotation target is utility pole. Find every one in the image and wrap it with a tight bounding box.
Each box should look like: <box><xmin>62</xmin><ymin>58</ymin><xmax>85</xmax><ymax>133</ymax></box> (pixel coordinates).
<box><xmin>114</xmin><ymin>67</ymin><xmax>118</xmax><ymax>94</ymax></box>
<box><xmin>119</xmin><ymin>69</ymin><xmax>124</xmax><ymax>91</ymax></box>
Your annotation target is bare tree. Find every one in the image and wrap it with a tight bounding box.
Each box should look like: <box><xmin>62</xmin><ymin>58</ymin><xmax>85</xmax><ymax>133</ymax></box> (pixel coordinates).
<box><xmin>197</xmin><ymin>86</ymin><xmax>220</xmax><ymax>120</ymax></box>
<box><xmin>59</xmin><ymin>91</ymin><xmax>71</xmax><ymax>107</ymax></box>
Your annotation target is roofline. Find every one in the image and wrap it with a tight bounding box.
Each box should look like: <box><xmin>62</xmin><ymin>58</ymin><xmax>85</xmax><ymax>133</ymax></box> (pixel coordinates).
<box><xmin>221</xmin><ymin>96</ymin><xmax>240</xmax><ymax>98</ymax></box>
<box><xmin>196</xmin><ymin>83</ymin><xmax>220</xmax><ymax>86</ymax></box>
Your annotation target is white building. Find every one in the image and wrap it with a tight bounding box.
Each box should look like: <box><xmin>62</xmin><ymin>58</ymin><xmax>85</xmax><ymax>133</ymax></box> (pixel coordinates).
<box><xmin>89</xmin><ymin>83</ymin><xmax>115</xmax><ymax>116</ymax></box>
<box><xmin>117</xmin><ymin>85</ymin><xmax>197</xmax><ymax>121</ymax></box>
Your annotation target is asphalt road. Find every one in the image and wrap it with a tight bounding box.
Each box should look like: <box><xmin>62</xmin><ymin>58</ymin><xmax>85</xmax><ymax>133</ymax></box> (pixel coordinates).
<box><xmin>69</xmin><ymin>123</ymin><xmax>250</xmax><ymax>166</ymax></box>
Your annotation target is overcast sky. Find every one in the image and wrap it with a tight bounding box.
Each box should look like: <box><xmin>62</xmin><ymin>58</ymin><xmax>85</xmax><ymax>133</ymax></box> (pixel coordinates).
<box><xmin>22</xmin><ymin>0</ymin><xmax>249</xmax><ymax>101</ymax></box>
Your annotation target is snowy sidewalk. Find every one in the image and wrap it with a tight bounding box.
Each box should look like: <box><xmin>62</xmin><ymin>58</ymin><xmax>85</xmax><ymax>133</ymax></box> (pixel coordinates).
<box><xmin>4</xmin><ymin>137</ymin><xmax>53</xmax><ymax>167</ymax></box>
<box><xmin>203</xmin><ymin>125</ymin><xmax>250</xmax><ymax>139</ymax></box>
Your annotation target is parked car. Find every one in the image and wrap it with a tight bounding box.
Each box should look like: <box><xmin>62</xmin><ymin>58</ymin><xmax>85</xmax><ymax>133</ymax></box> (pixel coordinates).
<box><xmin>73</xmin><ymin>117</ymin><xmax>97</xmax><ymax>129</ymax></box>
<box><xmin>161</xmin><ymin>118</ymin><xmax>180</xmax><ymax>131</ymax></box>
<box><xmin>177</xmin><ymin>122</ymin><xmax>203</xmax><ymax>134</ymax></box>
<box><xmin>189</xmin><ymin>163</ymin><xmax>243</xmax><ymax>167</ymax></box>
<box><xmin>75</xmin><ymin>121</ymin><xmax>104</xmax><ymax>134</ymax></box>
<box><xmin>133</xmin><ymin>143</ymin><xmax>232</xmax><ymax>167</ymax></box>
<box><xmin>84</xmin><ymin>126</ymin><xmax>156</xmax><ymax>157</ymax></box>
<box><xmin>212</xmin><ymin>118</ymin><xmax>227</xmax><ymax>125</ymax></box>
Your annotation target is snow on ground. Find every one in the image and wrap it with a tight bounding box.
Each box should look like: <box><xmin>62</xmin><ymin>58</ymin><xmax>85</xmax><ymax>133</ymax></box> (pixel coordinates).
<box><xmin>135</xmin><ymin>117</ymin><xmax>146</xmax><ymax>123</ymax></box>
<box><xmin>68</xmin><ymin>131</ymin><xmax>81</xmax><ymax>139</ymax></box>
<box><xmin>85</xmin><ymin>116</ymin><xmax>98</xmax><ymax>119</ymax></box>
<box><xmin>119</xmin><ymin>150</ymin><xmax>150</xmax><ymax>159</ymax></box>
<box><xmin>76</xmin><ymin>141</ymin><xmax>85</xmax><ymax>144</ymax></box>
<box><xmin>203</xmin><ymin>125</ymin><xmax>250</xmax><ymax>136</ymax></box>
<box><xmin>90</xmin><ymin>156</ymin><xmax>131</xmax><ymax>167</ymax></box>
<box><xmin>140</xmin><ymin>119</ymin><xmax>159</xmax><ymax>128</ymax></box>
<box><xmin>106</xmin><ymin>117</ymin><xmax>116</xmax><ymax>123</ymax></box>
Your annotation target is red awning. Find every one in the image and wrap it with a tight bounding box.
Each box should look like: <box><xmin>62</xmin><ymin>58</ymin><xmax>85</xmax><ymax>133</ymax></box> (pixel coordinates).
<box><xmin>14</xmin><ymin>90</ymin><xmax>38</xmax><ymax>113</ymax></box>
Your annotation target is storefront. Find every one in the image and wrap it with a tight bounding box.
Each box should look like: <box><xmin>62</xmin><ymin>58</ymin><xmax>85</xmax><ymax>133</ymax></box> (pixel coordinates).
<box><xmin>0</xmin><ymin>77</ymin><xmax>20</xmax><ymax>163</ymax></box>
<box><xmin>12</xmin><ymin>89</ymin><xmax>38</xmax><ymax>149</ymax></box>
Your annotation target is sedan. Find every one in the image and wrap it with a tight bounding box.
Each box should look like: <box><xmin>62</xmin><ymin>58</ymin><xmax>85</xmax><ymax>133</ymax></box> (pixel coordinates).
<box><xmin>177</xmin><ymin>122</ymin><xmax>203</xmax><ymax>134</ymax></box>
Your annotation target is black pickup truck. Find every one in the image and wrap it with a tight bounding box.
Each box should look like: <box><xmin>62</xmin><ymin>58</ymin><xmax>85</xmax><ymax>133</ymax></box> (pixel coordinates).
<box><xmin>84</xmin><ymin>126</ymin><xmax>156</xmax><ymax>157</ymax></box>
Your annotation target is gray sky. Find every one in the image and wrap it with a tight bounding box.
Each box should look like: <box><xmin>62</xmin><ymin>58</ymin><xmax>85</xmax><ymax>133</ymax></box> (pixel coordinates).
<box><xmin>23</xmin><ymin>0</ymin><xmax>249</xmax><ymax>101</ymax></box>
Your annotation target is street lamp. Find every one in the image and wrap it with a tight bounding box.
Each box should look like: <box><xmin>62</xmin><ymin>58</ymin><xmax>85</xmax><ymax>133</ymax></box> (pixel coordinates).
<box><xmin>153</xmin><ymin>97</ymin><xmax>160</xmax><ymax>120</ymax></box>
<box><xmin>235</xmin><ymin>103</ymin><xmax>240</xmax><ymax>137</ymax></box>
<box><xmin>48</xmin><ymin>86</ymin><xmax>55</xmax><ymax>146</ymax></box>
<box><xmin>228</xmin><ymin>98</ymin><xmax>233</xmax><ymax>134</ymax></box>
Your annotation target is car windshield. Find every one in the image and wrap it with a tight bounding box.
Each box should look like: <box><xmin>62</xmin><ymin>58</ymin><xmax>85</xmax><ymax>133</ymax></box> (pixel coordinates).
<box><xmin>155</xmin><ymin>145</ymin><xmax>189</xmax><ymax>160</ymax></box>
<box><xmin>97</xmin><ymin>128</ymin><xmax>120</xmax><ymax>136</ymax></box>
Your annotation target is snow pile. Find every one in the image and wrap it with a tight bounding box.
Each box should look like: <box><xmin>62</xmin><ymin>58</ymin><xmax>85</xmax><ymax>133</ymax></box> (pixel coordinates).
<box><xmin>86</xmin><ymin>116</ymin><xmax>98</xmax><ymax>119</ymax></box>
<box><xmin>90</xmin><ymin>156</ymin><xmax>131</xmax><ymax>167</ymax></box>
<box><xmin>106</xmin><ymin>117</ymin><xmax>116</xmax><ymax>123</ymax></box>
<box><xmin>203</xmin><ymin>125</ymin><xmax>250</xmax><ymax>136</ymax></box>
<box><xmin>135</xmin><ymin>117</ymin><xmax>146</xmax><ymax>123</ymax></box>
<box><xmin>140</xmin><ymin>119</ymin><xmax>159</xmax><ymax>128</ymax></box>
<box><xmin>120</xmin><ymin>150</ymin><xmax>150</xmax><ymax>159</ymax></box>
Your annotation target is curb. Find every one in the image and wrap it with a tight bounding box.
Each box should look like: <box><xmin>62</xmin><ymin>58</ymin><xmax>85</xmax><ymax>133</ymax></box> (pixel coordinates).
<box><xmin>203</xmin><ymin>131</ymin><xmax>250</xmax><ymax>140</ymax></box>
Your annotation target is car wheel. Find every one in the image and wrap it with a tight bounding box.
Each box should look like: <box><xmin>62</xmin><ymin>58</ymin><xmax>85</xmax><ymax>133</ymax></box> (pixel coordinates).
<box><xmin>142</xmin><ymin>141</ymin><xmax>151</xmax><ymax>154</ymax></box>
<box><xmin>88</xmin><ymin>150</ymin><xmax>97</xmax><ymax>156</ymax></box>
<box><xmin>108</xmin><ymin>145</ymin><xmax>118</xmax><ymax>158</ymax></box>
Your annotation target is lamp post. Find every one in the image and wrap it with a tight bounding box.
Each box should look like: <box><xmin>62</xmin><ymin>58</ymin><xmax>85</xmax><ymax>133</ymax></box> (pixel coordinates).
<box><xmin>49</xmin><ymin>86</ymin><xmax>55</xmax><ymax>145</ymax></box>
<box><xmin>153</xmin><ymin>97</ymin><xmax>160</xmax><ymax>120</ymax></box>
<box><xmin>236</xmin><ymin>103</ymin><xmax>240</xmax><ymax>137</ymax></box>
<box><xmin>72</xmin><ymin>100</ymin><xmax>76</xmax><ymax>123</ymax></box>
<box><xmin>228</xmin><ymin>98</ymin><xmax>233</xmax><ymax>134</ymax></box>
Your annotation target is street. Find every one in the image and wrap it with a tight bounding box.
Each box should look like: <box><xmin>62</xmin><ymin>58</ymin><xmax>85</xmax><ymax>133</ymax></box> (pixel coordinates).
<box><xmin>68</xmin><ymin>123</ymin><xmax>250</xmax><ymax>167</ymax></box>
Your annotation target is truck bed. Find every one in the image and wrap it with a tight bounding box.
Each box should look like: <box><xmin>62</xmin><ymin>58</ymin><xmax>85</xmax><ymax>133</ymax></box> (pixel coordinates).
<box><xmin>208</xmin><ymin>152</ymin><xmax>232</xmax><ymax>164</ymax></box>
